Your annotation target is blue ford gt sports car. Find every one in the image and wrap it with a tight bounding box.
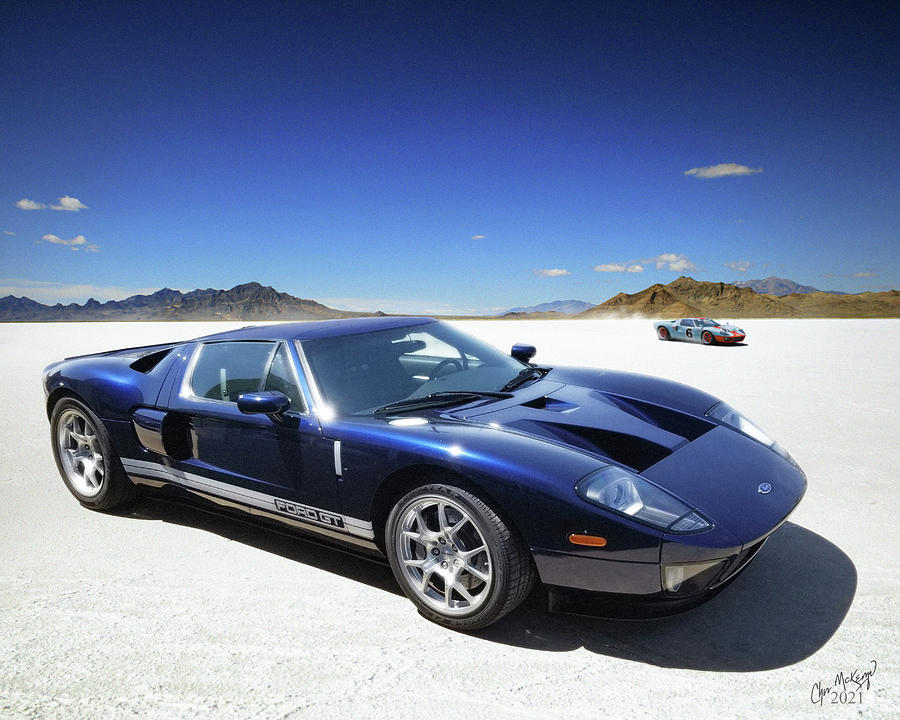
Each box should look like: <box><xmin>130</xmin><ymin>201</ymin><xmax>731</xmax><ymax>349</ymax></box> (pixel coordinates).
<box><xmin>655</xmin><ymin>318</ymin><xmax>746</xmax><ymax>345</ymax></box>
<box><xmin>44</xmin><ymin>317</ymin><xmax>803</xmax><ymax>630</ymax></box>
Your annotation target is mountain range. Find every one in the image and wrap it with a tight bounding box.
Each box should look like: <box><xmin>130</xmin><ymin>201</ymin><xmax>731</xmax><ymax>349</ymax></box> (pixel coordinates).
<box><xmin>732</xmin><ymin>276</ymin><xmax>845</xmax><ymax>296</ymax></box>
<box><xmin>0</xmin><ymin>283</ymin><xmax>365</xmax><ymax>322</ymax></box>
<box><xmin>504</xmin><ymin>299</ymin><xmax>594</xmax><ymax>316</ymax></box>
<box><xmin>1</xmin><ymin>277</ymin><xmax>897</xmax><ymax>322</ymax></box>
<box><xmin>575</xmin><ymin>277</ymin><xmax>898</xmax><ymax>319</ymax></box>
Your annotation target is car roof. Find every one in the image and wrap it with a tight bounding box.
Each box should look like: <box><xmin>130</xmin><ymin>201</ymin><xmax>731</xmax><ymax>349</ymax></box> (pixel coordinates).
<box><xmin>194</xmin><ymin>316</ymin><xmax>437</xmax><ymax>343</ymax></box>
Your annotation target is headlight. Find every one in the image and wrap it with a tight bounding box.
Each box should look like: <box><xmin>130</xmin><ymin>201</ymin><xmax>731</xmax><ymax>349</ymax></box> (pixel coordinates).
<box><xmin>575</xmin><ymin>466</ymin><xmax>711</xmax><ymax>533</ymax></box>
<box><xmin>706</xmin><ymin>402</ymin><xmax>797</xmax><ymax>466</ymax></box>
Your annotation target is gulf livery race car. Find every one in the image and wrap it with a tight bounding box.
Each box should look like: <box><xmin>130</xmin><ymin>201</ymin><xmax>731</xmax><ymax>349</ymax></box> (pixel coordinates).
<box><xmin>44</xmin><ymin>317</ymin><xmax>801</xmax><ymax>630</ymax></box>
<box><xmin>655</xmin><ymin>318</ymin><xmax>746</xmax><ymax>345</ymax></box>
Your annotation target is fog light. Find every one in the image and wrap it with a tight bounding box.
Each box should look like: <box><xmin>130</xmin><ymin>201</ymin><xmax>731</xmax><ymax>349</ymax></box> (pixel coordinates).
<box><xmin>661</xmin><ymin>559</ymin><xmax>729</xmax><ymax>596</ymax></box>
<box><xmin>663</xmin><ymin>565</ymin><xmax>686</xmax><ymax>593</ymax></box>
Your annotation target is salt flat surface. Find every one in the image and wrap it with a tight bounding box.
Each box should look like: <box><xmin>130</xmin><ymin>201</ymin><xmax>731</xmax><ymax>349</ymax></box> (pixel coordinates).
<box><xmin>1</xmin><ymin>319</ymin><xmax>897</xmax><ymax>719</ymax></box>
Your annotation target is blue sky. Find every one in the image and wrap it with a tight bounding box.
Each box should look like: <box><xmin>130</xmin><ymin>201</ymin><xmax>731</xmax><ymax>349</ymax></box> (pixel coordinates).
<box><xmin>2</xmin><ymin>1</ymin><xmax>897</xmax><ymax>314</ymax></box>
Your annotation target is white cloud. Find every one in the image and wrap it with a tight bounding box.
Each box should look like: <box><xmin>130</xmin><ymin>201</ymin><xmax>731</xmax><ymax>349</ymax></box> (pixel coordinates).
<box><xmin>725</xmin><ymin>260</ymin><xmax>752</xmax><ymax>273</ymax></box>
<box><xmin>40</xmin><ymin>234</ymin><xmax>99</xmax><ymax>252</ymax></box>
<box><xmin>597</xmin><ymin>254</ymin><xmax>695</xmax><ymax>274</ymax></box>
<box><xmin>0</xmin><ymin>279</ymin><xmax>163</xmax><ymax>303</ymax></box>
<box><xmin>15</xmin><ymin>198</ymin><xmax>46</xmax><ymax>210</ymax></box>
<box><xmin>684</xmin><ymin>163</ymin><xmax>762</xmax><ymax>179</ymax></box>
<box><xmin>641</xmin><ymin>253</ymin><xmax>698</xmax><ymax>272</ymax></box>
<box><xmin>15</xmin><ymin>196</ymin><xmax>88</xmax><ymax>211</ymax></box>
<box><xmin>472</xmin><ymin>234</ymin><xmax>486</xmax><ymax>240</ymax></box>
<box><xmin>3</xmin><ymin>230</ymin><xmax>15</xmax><ymax>236</ymax></box>
<box><xmin>593</xmin><ymin>263</ymin><xmax>644</xmax><ymax>273</ymax></box>
<box><xmin>51</xmin><ymin>195</ymin><xmax>88</xmax><ymax>211</ymax></box>
<box><xmin>537</xmin><ymin>268</ymin><xmax>571</xmax><ymax>277</ymax></box>
<box><xmin>42</xmin><ymin>233</ymin><xmax>86</xmax><ymax>246</ymax></box>
<box><xmin>852</xmin><ymin>271</ymin><xmax>876</xmax><ymax>278</ymax></box>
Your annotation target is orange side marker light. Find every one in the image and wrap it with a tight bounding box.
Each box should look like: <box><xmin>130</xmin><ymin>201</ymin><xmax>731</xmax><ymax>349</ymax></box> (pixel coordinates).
<box><xmin>568</xmin><ymin>533</ymin><xmax>607</xmax><ymax>547</ymax></box>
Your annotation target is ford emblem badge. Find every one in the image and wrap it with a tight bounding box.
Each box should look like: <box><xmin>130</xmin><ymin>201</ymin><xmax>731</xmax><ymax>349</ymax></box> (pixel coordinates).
<box><xmin>758</xmin><ymin>482</ymin><xmax>772</xmax><ymax>495</ymax></box>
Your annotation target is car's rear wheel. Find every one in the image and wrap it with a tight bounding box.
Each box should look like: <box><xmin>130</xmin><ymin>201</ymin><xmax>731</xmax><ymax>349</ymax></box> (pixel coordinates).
<box><xmin>386</xmin><ymin>483</ymin><xmax>534</xmax><ymax>630</ymax></box>
<box><xmin>657</xmin><ymin>326</ymin><xmax>670</xmax><ymax>341</ymax></box>
<box><xmin>701</xmin><ymin>330</ymin><xmax>714</xmax><ymax>345</ymax></box>
<box><xmin>50</xmin><ymin>397</ymin><xmax>134</xmax><ymax>510</ymax></box>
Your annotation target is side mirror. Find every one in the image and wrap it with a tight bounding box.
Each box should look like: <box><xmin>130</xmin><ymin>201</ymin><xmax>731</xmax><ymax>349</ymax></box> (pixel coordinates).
<box><xmin>511</xmin><ymin>343</ymin><xmax>537</xmax><ymax>364</ymax></box>
<box><xmin>237</xmin><ymin>391</ymin><xmax>291</xmax><ymax>421</ymax></box>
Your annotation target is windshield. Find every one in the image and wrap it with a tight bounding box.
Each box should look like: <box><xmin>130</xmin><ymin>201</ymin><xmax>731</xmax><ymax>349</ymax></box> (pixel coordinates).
<box><xmin>699</xmin><ymin>319</ymin><xmax>722</xmax><ymax>327</ymax></box>
<box><xmin>300</xmin><ymin>321</ymin><xmax>529</xmax><ymax>415</ymax></box>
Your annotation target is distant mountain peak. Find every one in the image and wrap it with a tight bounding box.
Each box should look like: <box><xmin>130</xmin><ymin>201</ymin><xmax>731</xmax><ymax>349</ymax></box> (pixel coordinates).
<box><xmin>0</xmin><ymin>283</ymin><xmax>365</xmax><ymax>322</ymax></box>
<box><xmin>504</xmin><ymin>299</ymin><xmax>594</xmax><ymax>315</ymax></box>
<box><xmin>733</xmin><ymin>276</ymin><xmax>843</xmax><ymax>296</ymax></box>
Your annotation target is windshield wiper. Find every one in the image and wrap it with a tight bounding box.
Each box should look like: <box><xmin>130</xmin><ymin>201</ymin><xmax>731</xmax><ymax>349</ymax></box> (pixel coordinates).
<box><xmin>374</xmin><ymin>391</ymin><xmax>512</xmax><ymax>417</ymax></box>
<box><xmin>500</xmin><ymin>366</ymin><xmax>550</xmax><ymax>392</ymax></box>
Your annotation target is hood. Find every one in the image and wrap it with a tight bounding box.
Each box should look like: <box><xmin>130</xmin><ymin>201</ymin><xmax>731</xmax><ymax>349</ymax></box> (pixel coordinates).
<box><xmin>647</xmin><ymin>426</ymin><xmax>806</xmax><ymax>542</ymax></box>
<box><xmin>456</xmin><ymin>368</ymin><xmax>720</xmax><ymax>473</ymax></box>
<box><xmin>717</xmin><ymin>323</ymin><xmax>744</xmax><ymax>333</ymax></box>
<box><xmin>453</xmin><ymin>367</ymin><xmax>805</xmax><ymax>539</ymax></box>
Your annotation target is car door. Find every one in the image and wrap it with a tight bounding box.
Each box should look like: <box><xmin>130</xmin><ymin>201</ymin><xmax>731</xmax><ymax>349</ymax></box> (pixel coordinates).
<box><xmin>166</xmin><ymin>339</ymin><xmax>340</xmax><ymax>511</ymax></box>
<box><xmin>678</xmin><ymin>319</ymin><xmax>696</xmax><ymax>341</ymax></box>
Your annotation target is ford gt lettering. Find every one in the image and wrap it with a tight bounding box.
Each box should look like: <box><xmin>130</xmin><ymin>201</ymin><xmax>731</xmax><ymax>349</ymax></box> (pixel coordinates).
<box><xmin>274</xmin><ymin>499</ymin><xmax>345</xmax><ymax>528</ymax></box>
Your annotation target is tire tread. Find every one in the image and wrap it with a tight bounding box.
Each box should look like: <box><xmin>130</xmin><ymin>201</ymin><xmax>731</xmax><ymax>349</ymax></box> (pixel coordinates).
<box><xmin>50</xmin><ymin>397</ymin><xmax>135</xmax><ymax>511</ymax></box>
<box><xmin>387</xmin><ymin>483</ymin><xmax>535</xmax><ymax>631</ymax></box>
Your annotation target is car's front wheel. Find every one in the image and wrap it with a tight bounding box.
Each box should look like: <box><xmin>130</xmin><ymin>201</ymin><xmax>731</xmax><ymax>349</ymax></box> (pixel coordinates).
<box><xmin>386</xmin><ymin>483</ymin><xmax>534</xmax><ymax>630</ymax></box>
<box><xmin>701</xmin><ymin>330</ymin><xmax>714</xmax><ymax>345</ymax></box>
<box><xmin>50</xmin><ymin>397</ymin><xmax>134</xmax><ymax>510</ymax></box>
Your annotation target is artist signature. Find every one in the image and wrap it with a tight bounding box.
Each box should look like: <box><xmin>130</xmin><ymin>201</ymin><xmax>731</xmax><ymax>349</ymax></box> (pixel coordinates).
<box><xmin>810</xmin><ymin>660</ymin><xmax>877</xmax><ymax>706</ymax></box>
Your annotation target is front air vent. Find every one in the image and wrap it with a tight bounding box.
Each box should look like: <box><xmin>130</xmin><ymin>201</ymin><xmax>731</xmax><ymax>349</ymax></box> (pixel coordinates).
<box><xmin>507</xmin><ymin>419</ymin><xmax>671</xmax><ymax>472</ymax></box>
<box><xmin>600</xmin><ymin>393</ymin><xmax>713</xmax><ymax>441</ymax></box>
<box><xmin>521</xmin><ymin>396</ymin><xmax>578</xmax><ymax>412</ymax></box>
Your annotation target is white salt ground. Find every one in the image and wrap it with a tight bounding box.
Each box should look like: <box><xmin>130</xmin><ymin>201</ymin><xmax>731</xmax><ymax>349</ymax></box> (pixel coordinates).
<box><xmin>1</xmin><ymin>319</ymin><xmax>897</xmax><ymax>719</ymax></box>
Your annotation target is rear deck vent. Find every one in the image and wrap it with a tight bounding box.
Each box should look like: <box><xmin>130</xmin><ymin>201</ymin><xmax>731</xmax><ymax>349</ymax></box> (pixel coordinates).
<box><xmin>130</xmin><ymin>348</ymin><xmax>173</xmax><ymax>373</ymax></box>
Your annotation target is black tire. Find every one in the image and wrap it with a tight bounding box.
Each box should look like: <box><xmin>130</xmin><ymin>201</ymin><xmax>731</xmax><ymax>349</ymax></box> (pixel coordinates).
<box><xmin>386</xmin><ymin>483</ymin><xmax>535</xmax><ymax>630</ymax></box>
<box><xmin>657</xmin><ymin>326</ymin><xmax>670</xmax><ymax>341</ymax></box>
<box><xmin>701</xmin><ymin>330</ymin><xmax>714</xmax><ymax>345</ymax></box>
<box><xmin>50</xmin><ymin>397</ymin><xmax>135</xmax><ymax>510</ymax></box>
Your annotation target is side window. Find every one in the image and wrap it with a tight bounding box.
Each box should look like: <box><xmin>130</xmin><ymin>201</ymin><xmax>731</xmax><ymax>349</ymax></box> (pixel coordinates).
<box><xmin>189</xmin><ymin>341</ymin><xmax>277</xmax><ymax>402</ymax></box>
<box><xmin>264</xmin><ymin>344</ymin><xmax>305</xmax><ymax>411</ymax></box>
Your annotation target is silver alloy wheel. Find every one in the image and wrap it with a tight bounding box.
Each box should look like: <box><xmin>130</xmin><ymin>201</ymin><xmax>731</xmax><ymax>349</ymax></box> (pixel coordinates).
<box><xmin>395</xmin><ymin>494</ymin><xmax>493</xmax><ymax>617</ymax></box>
<box><xmin>56</xmin><ymin>408</ymin><xmax>105</xmax><ymax>498</ymax></box>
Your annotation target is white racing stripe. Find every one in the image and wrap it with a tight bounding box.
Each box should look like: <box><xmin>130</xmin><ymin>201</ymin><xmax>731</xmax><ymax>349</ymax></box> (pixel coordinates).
<box><xmin>122</xmin><ymin>457</ymin><xmax>374</xmax><ymax>540</ymax></box>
